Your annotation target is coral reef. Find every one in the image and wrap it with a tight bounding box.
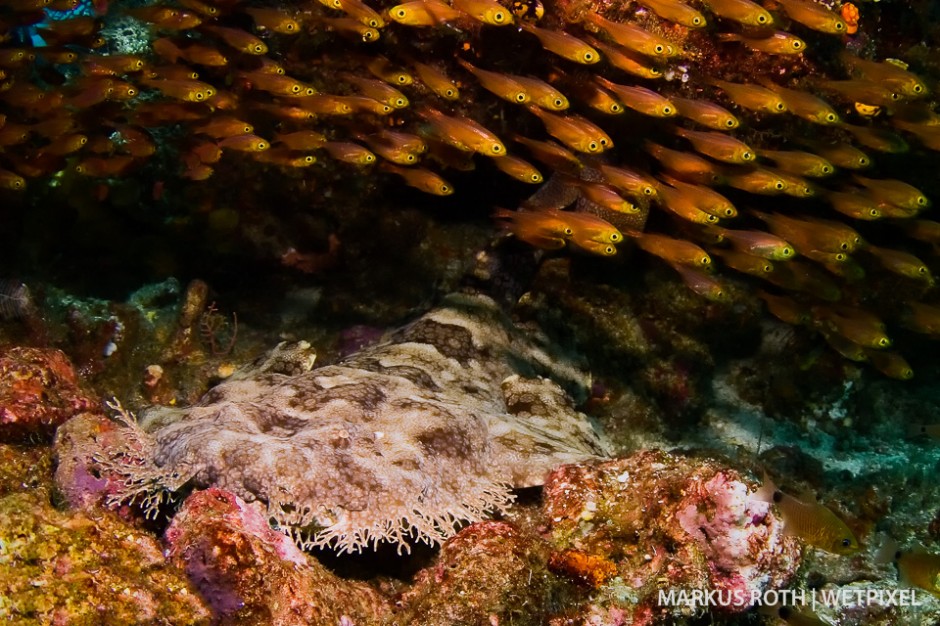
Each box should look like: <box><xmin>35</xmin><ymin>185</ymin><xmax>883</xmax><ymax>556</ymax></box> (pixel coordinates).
<box><xmin>541</xmin><ymin>450</ymin><xmax>802</xmax><ymax>623</ymax></box>
<box><xmin>90</xmin><ymin>292</ymin><xmax>612</xmax><ymax>553</ymax></box>
<box><xmin>164</xmin><ymin>487</ymin><xmax>391</xmax><ymax>625</ymax></box>
<box><xmin>0</xmin><ymin>346</ymin><xmax>97</xmax><ymax>442</ymax></box>
<box><xmin>0</xmin><ymin>490</ymin><xmax>211</xmax><ymax>624</ymax></box>
<box><xmin>390</xmin><ymin>521</ymin><xmax>555</xmax><ymax>626</ymax></box>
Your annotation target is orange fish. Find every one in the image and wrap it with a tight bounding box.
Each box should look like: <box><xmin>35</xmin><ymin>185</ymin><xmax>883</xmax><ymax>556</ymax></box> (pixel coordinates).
<box><xmin>520</xmin><ymin>22</ymin><xmax>600</xmax><ymax>64</ymax></box>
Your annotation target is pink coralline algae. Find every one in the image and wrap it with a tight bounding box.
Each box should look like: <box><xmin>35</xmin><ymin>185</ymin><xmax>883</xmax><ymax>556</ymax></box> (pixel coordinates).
<box><xmin>0</xmin><ymin>347</ymin><xmax>97</xmax><ymax>442</ymax></box>
<box><xmin>164</xmin><ymin>487</ymin><xmax>390</xmax><ymax>626</ymax></box>
<box><xmin>542</xmin><ymin>450</ymin><xmax>802</xmax><ymax>623</ymax></box>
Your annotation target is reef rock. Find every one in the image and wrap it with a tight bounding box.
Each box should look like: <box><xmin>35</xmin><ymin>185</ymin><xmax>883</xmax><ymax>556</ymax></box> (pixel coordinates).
<box><xmin>96</xmin><ymin>291</ymin><xmax>612</xmax><ymax>553</ymax></box>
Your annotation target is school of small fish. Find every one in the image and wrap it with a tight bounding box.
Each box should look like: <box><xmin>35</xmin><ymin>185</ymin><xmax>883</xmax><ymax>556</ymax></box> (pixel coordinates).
<box><xmin>0</xmin><ymin>0</ymin><xmax>939</xmax><ymax>382</ymax></box>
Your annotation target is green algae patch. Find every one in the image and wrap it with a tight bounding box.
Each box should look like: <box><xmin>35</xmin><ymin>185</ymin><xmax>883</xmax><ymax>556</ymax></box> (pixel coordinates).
<box><xmin>0</xmin><ymin>491</ymin><xmax>211</xmax><ymax>625</ymax></box>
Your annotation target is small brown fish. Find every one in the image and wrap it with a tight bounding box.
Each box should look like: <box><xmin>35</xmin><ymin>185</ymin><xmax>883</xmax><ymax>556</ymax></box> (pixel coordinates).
<box><xmin>385</xmin><ymin>0</ymin><xmax>463</xmax><ymax>26</ymax></box>
<box><xmin>706</xmin><ymin>0</ymin><xmax>773</xmax><ymax>26</ymax></box>
<box><xmin>852</xmin><ymin>175</ymin><xmax>930</xmax><ymax>210</ymax></box>
<box><xmin>583</xmin><ymin>13</ymin><xmax>676</xmax><ymax>58</ymax></box>
<box><xmin>636</xmin><ymin>0</ymin><xmax>706</xmax><ymax>27</ymax></box>
<box><xmin>776</xmin><ymin>0</ymin><xmax>846</xmax><ymax>33</ymax></box>
<box><xmin>381</xmin><ymin>163</ymin><xmax>453</xmax><ymax>195</ymax></box>
<box><xmin>513</xmin><ymin>136</ymin><xmax>582</xmax><ymax>173</ymax></box>
<box><xmin>660</xmin><ymin>175</ymin><xmax>736</xmax><ymax>217</ymax></box>
<box><xmin>457</xmin><ymin>58</ymin><xmax>530</xmax><ymax>104</ymax></box>
<box><xmin>637</xmin><ymin>233</ymin><xmax>712</xmax><ymax>268</ymax></box>
<box><xmin>757</xmin><ymin>290</ymin><xmax>810</xmax><ymax>325</ymax></box>
<box><xmin>528</xmin><ymin>107</ymin><xmax>611</xmax><ymax>154</ymax></box>
<box><xmin>244</xmin><ymin>7</ymin><xmax>300</xmax><ymax>33</ymax></box>
<box><xmin>714</xmin><ymin>227</ymin><xmax>795</xmax><ymax>260</ymax></box>
<box><xmin>323</xmin><ymin>141</ymin><xmax>377</xmax><ymax>165</ymax></box>
<box><xmin>196</xmin><ymin>117</ymin><xmax>254</xmax><ymax>139</ymax></box>
<box><xmin>714</xmin><ymin>249</ymin><xmax>774</xmax><ymax>277</ymax></box>
<box><xmin>719</xmin><ymin>31</ymin><xmax>806</xmax><ymax>55</ymax></box>
<box><xmin>645</xmin><ymin>141</ymin><xmax>723</xmax><ymax>185</ymax></box>
<box><xmin>275</xmin><ymin>130</ymin><xmax>327</xmax><ymax>151</ymax></box>
<box><xmin>827</xmin><ymin>190</ymin><xmax>883</xmax><ymax>220</ymax></box>
<box><xmin>894</xmin><ymin>551</ymin><xmax>940</xmax><ymax>596</ymax></box>
<box><xmin>671</xmin><ymin>264</ymin><xmax>729</xmax><ymax>301</ymax></box>
<box><xmin>759</xmin><ymin>149</ymin><xmax>835</xmax><ymax>178</ymax></box>
<box><xmin>594</xmin><ymin>77</ymin><xmax>675</xmax><ymax>117</ymax></box>
<box><xmin>865</xmin><ymin>244</ymin><xmax>934</xmax><ymax>284</ymax></box>
<box><xmin>520</xmin><ymin>22</ymin><xmax>599</xmax><ymax>64</ymax></box>
<box><xmin>810</xmin><ymin>142</ymin><xmax>871</xmax><ymax>169</ymax></box>
<box><xmin>709</xmin><ymin>78</ymin><xmax>787</xmax><ymax>114</ymax></box>
<box><xmin>759</xmin><ymin>80</ymin><xmax>841</xmax><ymax>125</ymax></box>
<box><xmin>343</xmin><ymin>74</ymin><xmax>409</xmax><ymax>108</ymax></box>
<box><xmin>218</xmin><ymin>135</ymin><xmax>270</xmax><ymax>152</ymax></box>
<box><xmin>754</xmin><ymin>478</ymin><xmax>860</xmax><ymax>555</ymax></box>
<box><xmin>864</xmin><ymin>350</ymin><xmax>914</xmax><ymax>380</ymax></box>
<box><xmin>658</xmin><ymin>184</ymin><xmax>721</xmax><ymax>224</ymax></box>
<box><xmin>493</xmin><ymin>154</ymin><xmax>543</xmax><ymax>183</ymax></box>
<box><xmin>841</xmin><ymin>52</ymin><xmax>929</xmax><ymax>98</ymax></box>
<box><xmin>201</xmin><ymin>25</ymin><xmax>268</xmax><ymax>54</ymax></box>
<box><xmin>813</xmin><ymin>305</ymin><xmax>891</xmax><ymax>349</ymax></box>
<box><xmin>672</xmin><ymin>97</ymin><xmax>740</xmax><ymax>130</ymax></box>
<box><xmin>413</xmin><ymin>62</ymin><xmax>459</xmax><ymax>100</ymax></box>
<box><xmin>674</xmin><ymin>127</ymin><xmax>754</xmax><ymax>163</ymax></box>
<box><xmin>337</xmin><ymin>0</ymin><xmax>386</xmax><ymax>28</ymax></box>
<box><xmin>418</xmin><ymin>108</ymin><xmax>506</xmax><ymax>157</ymax></box>
<box><xmin>586</xmin><ymin>37</ymin><xmax>664</xmax><ymax>79</ymax></box>
<box><xmin>452</xmin><ymin>0</ymin><xmax>513</xmax><ymax>24</ymax></box>
<box><xmin>599</xmin><ymin>164</ymin><xmax>659</xmax><ymax>201</ymax></box>
<box><xmin>725</xmin><ymin>168</ymin><xmax>789</xmax><ymax>194</ymax></box>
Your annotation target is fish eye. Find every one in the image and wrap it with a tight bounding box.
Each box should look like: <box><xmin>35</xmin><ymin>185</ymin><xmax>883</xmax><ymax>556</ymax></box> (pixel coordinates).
<box><xmin>757</xmin><ymin>13</ymin><xmax>768</xmax><ymax>22</ymax></box>
<box><xmin>914</xmin><ymin>84</ymin><xmax>925</xmax><ymax>94</ymax></box>
<box><xmin>654</xmin><ymin>45</ymin><xmax>665</xmax><ymax>54</ymax></box>
<box><xmin>662</xmin><ymin>105</ymin><xmax>674</xmax><ymax>115</ymax></box>
<box><xmin>254</xmin><ymin>45</ymin><xmax>264</xmax><ymax>53</ymax></box>
<box><xmin>258</xmin><ymin>141</ymin><xmax>269</xmax><ymax>150</ymax></box>
<box><xmin>774</xmin><ymin>181</ymin><xmax>785</xmax><ymax>190</ymax></box>
<box><xmin>368</xmin><ymin>18</ymin><xmax>379</xmax><ymax>27</ymax></box>
<box><xmin>605</xmin><ymin>245</ymin><xmax>615</xmax><ymax>254</ymax></box>
<box><xmin>532</xmin><ymin>174</ymin><xmax>543</xmax><ymax>182</ymax></box>
<box><xmin>494</xmin><ymin>10</ymin><xmax>506</xmax><ymax>21</ymax></box>
<box><xmin>763</xmin><ymin>264</ymin><xmax>772</xmax><ymax>272</ymax></box>
<box><xmin>396</xmin><ymin>98</ymin><xmax>407</xmax><ymax>106</ymax></box>
<box><xmin>554</xmin><ymin>98</ymin><xmax>564</xmax><ymax>107</ymax></box>
<box><xmin>742</xmin><ymin>151</ymin><xmax>753</xmax><ymax>161</ymax></box>
<box><xmin>599</xmin><ymin>138</ymin><xmax>609</xmax><ymax>146</ymax></box>
<box><xmin>441</xmin><ymin>184</ymin><xmax>451</xmax><ymax>193</ymax></box>
<box><xmin>128</xmin><ymin>88</ymin><xmax>138</xmax><ymax>96</ymax></box>
<box><xmin>859</xmin><ymin>157</ymin><xmax>870</xmax><ymax>166</ymax></box>
<box><xmin>870</xmin><ymin>208</ymin><xmax>880</xmax><ymax>217</ymax></box>
<box><xmin>515</xmin><ymin>93</ymin><xmax>527</xmax><ymax>102</ymax></box>
<box><xmin>701</xmin><ymin>256</ymin><xmax>710</xmax><ymax>265</ymax></box>
<box><xmin>491</xmin><ymin>144</ymin><xmax>503</xmax><ymax>154</ymax></box>
<box><xmin>406</xmin><ymin>154</ymin><xmax>416</xmax><ymax>162</ymax></box>
<box><xmin>79</xmin><ymin>137</ymin><xmax>88</xmax><ymax>145</ymax></box>
<box><xmin>610</xmin><ymin>103</ymin><xmax>623</xmax><ymax>113</ymax></box>
<box><xmin>775</xmin><ymin>102</ymin><xmax>786</xmax><ymax>111</ymax></box>
<box><xmin>835</xmin><ymin>20</ymin><xmax>845</xmax><ymax>31</ymax></box>
<box><xmin>822</xmin><ymin>165</ymin><xmax>833</xmax><ymax>174</ymax></box>
<box><xmin>825</xmin><ymin>113</ymin><xmax>838</xmax><ymax>123</ymax></box>
<box><xmin>195</xmin><ymin>92</ymin><xmax>205</xmax><ymax>100</ymax></box>
<box><xmin>879</xmin><ymin>337</ymin><xmax>890</xmax><ymax>347</ymax></box>
<box><xmin>395</xmin><ymin>8</ymin><xmax>406</xmax><ymax>17</ymax></box>
<box><xmin>365</xmin><ymin>154</ymin><xmax>376</xmax><ymax>162</ymax></box>
<box><xmin>919</xmin><ymin>266</ymin><xmax>929</xmax><ymax>274</ymax></box>
<box><xmin>306</xmin><ymin>88</ymin><xmax>317</xmax><ymax>96</ymax></box>
<box><xmin>363</xmin><ymin>31</ymin><xmax>377</xmax><ymax>41</ymax></box>
<box><xmin>305</xmin><ymin>156</ymin><xmax>315</xmax><ymax>163</ymax></box>
<box><xmin>707</xmin><ymin>215</ymin><xmax>718</xmax><ymax>223</ymax></box>
<box><xmin>583</xmin><ymin>52</ymin><xmax>596</xmax><ymax>62</ymax></box>
<box><xmin>782</xmin><ymin>247</ymin><xmax>793</xmax><ymax>256</ymax></box>
<box><xmin>724</xmin><ymin>208</ymin><xmax>734</xmax><ymax>216</ymax></box>
<box><xmin>446</xmin><ymin>89</ymin><xmax>456</xmax><ymax>97</ymax></box>
<box><xmin>692</xmin><ymin>16</ymin><xmax>703</xmax><ymax>25</ymax></box>
<box><xmin>725</xmin><ymin>119</ymin><xmax>736</xmax><ymax>127</ymax></box>
<box><xmin>588</xmin><ymin>141</ymin><xmax>599</xmax><ymax>151</ymax></box>
<box><xmin>644</xmin><ymin>187</ymin><xmax>654</xmax><ymax>196</ymax></box>
<box><xmin>292</xmin><ymin>85</ymin><xmax>302</xmax><ymax>93</ymax></box>
<box><xmin>651</xmin><ymin>68</ymin><xmax>663</xmax><ymax>77</ymax></box>
<box><xmin>287</xmin><ymin>22</ymin><xmax>296</xmax><ymax>30</ymax></box>
<box><xmin>835</xmin><ymin>253</ymin><xmax>846</xmax><ymax>261</ymax></box>
<box><xmin>564</xmin><ymin>227</ymin><xmax>574</xmax><ymax>235</ymax></box>
<box><xmin>918</xmin><ymin>196</ymin><xmax>929</xmax><ymax>206</ymax></box>
<box><xmin>841</xmin><ymin>538</ymin><xmax>851</xmax><ymax>547</ymax></box>
<box><xmin>13</xmin><ymin>179</ymin><xmax>22</xmax><ymax>189</ymax></box>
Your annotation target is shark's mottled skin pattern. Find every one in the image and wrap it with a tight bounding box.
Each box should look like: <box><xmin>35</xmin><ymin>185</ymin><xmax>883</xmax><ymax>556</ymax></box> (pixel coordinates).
<box><xmin>102</xmin><ymin>292</ymin><xmax>611</xmax><ymax>553</ymax></box>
